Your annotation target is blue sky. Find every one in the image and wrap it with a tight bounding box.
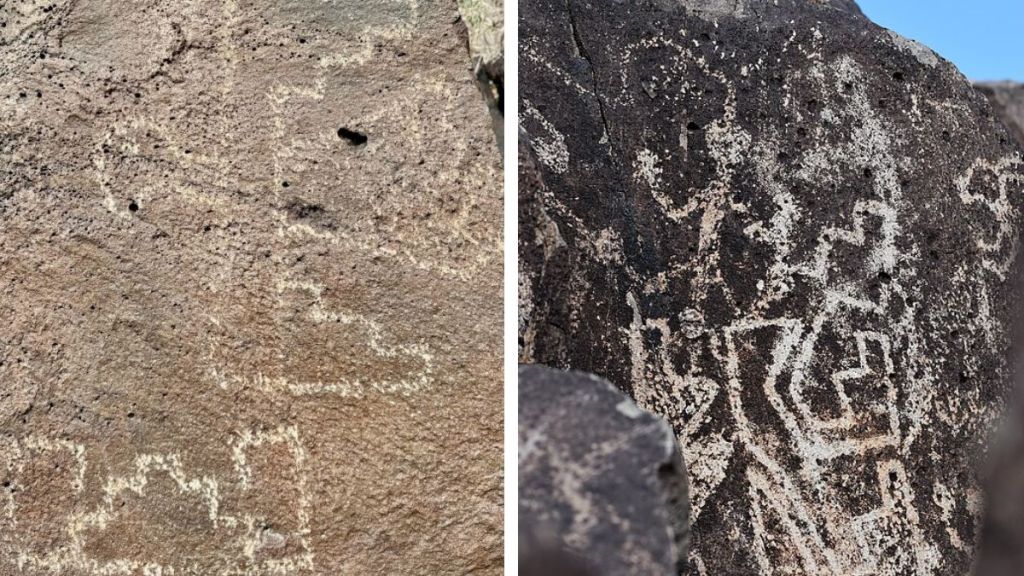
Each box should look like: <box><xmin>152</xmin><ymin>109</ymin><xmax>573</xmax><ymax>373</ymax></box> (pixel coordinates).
<box><xmin>857</xmin><ymin>0</ymin><xmax>1024</xmax><ymax>81</ymax></box>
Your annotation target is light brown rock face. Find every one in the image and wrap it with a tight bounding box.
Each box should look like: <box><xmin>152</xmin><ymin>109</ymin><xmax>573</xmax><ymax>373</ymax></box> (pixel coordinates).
<box><xmin>0</xmin><ymin>1</ymin><xmax>502</xmax><ymax>574</ymax></box>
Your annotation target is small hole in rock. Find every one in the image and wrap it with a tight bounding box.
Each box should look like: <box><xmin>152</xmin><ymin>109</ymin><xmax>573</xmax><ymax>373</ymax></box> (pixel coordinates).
<box><xmin>128</xmin><ymin>201</ymin><xmax>139</xmax><ymax>212</ymax></box>
<box><xmin>337</xmin><ymin>127</ymin><xmax>368</xmax><ymax>145</ymax></box>
<box><xmin>282</xmin><ymin>181</ymin><xmax>290</xmax><ymax>188</ymax></box>
<box><xmin>686</xmin><ymin>121</ymin><xmax>701</xmax><ymax>131</ymax></box>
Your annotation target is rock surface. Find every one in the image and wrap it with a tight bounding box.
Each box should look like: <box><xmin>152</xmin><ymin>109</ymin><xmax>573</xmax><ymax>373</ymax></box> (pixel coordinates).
<box><xmin>520</xmin><ymin>0</ymin><xmax>1024</xmax><ymax>573</ymax></box>
<box><xmin>519</xmin><ymin>364</ymin><xmax>691</xmax><ymax>575</ymax></box>
<box><xmin>678</xmin><ymin>0</ymin><xmax>863</xmax><ymax>20</ymax></box>
<box><xmin>460</xmin><ymin>0</ymin><xmax>505</xmax><ymax>149</ymax></box>
<box><xmin>975</xmin><ymin>385</ymin><xmax>1024</xmax><ymax>576</ymax></box>
<box><xmin>978</xmin><ymin>82</ymin><xmax>1024</xmax><ymax>148</ymax></box>
<box><xmin>974</xmin><ymin>82</ymin><xmax>1024</xmax><ymax>576</ymax></box>
<box><xmin>519</xmin><ymin>538</ymin><xmax>595</xmax><ymax>576</ymax></box>
<box><xmin>0</xmin><ymin>1</ymin><xmax>502</xmax><ymax>574</ymax></box>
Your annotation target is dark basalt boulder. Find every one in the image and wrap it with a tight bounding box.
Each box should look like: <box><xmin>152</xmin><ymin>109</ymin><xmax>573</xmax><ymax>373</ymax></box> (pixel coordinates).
<box><xmin>973</xmin><ymin>81</ymin><xmax>1024</xmax><ymax>576</ymax></box>
<box><xmin>519</xmin><ymin>365</ymin><xmax>691</xmax><ymax>576</ymax></box>
<box><xmin>978</xmin><ymin>82</ymin><xmax>1024</xmax><ymax>148</ymax></box>
<box><xmin>520</xmin><ymin>0</ymin><xmax>1024</xmax><ymax>573</ymax></box>
<box><xmin>677</xmin><ymin>0</ymin><xmax>863</xmax><ymax>21</ymax></box>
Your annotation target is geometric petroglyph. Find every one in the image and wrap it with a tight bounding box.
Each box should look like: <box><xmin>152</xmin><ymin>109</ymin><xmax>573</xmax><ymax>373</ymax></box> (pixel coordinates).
<box><xmin>0</xmin><ymin>426</ymin><xmax>311</xmax><ymax>575</ymax></box>
<box><xmin>2</xmin><ymin>0</ymin><xmax>502</xmax><ymax>572</ymax></box>
<box><xmin>264</xmin><ymin>22</ymin><xmax>498</xmax><ymax>283</ymax></box>
<box><xmin>613</xmin><ymin>49</ymin><xmax>948</xmax><ymax>573</ymax></box>
<box><xmin>520</xmin><ymin>1</ymin><xmax>1024</xmax><ymax>574</ymax></box>
<box><xmin>204</xmin><ymin>276</ymin><xmax>436</xmax><ymax>399</ymax></box>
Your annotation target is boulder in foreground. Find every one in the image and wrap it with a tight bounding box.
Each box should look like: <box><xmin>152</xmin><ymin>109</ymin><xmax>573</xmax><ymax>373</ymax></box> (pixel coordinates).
<box><xmin>519</xmin><ymin>364</ymin><xmax>691</xmax><ymax>575</ymax></box>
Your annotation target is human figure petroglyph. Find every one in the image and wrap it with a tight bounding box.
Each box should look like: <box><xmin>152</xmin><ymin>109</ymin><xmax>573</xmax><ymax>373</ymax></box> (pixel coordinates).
<box><xmin>605</xmin><ymin>41</ymin><xmax>933</xmax><ymax>571</ymax></box>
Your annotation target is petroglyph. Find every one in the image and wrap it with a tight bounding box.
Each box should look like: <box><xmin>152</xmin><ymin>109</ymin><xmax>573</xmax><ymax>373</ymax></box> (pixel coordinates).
<box><xmin>954</xmin><ymin>156</ymin><xmax>1022</xmax><ymax>279</ymax></box>
<box><xmin>1</xmin><ymin>0</ymin><xmax>502</xmax><ymax>572</ymax></box>
<box><xmin>0</xmin><ymin>426</ymin><xmax>310</xmax><ymax>575</ymax></box>
<box><xmin>522</xmin><ymin>101</ymin><xmax>570</xmax><ymax>174</ymax></box>
<box><xmin>206</xmin><ymin>274</ymin><xmax>437</xmax><ymax>398</ymax></box>
<box><xmin>520</xmin><ymin>0</ymin><xmax>1024</xmax><ymax>573</ymax></box>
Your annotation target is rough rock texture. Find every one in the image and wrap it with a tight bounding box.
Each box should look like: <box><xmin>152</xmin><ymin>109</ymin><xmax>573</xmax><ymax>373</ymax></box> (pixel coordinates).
<box><xmin>978</xmin><ymin>82</ymin><xmax>1024</xmax><ymax>148</ymax></box>
<box><xmin>975</xmin><ymin>383</ymin><xmax>1024</xmax><ymax>576</ymax></box>
<box><xmin>975</xmin><ymin>306</ymin><xmax>1024</xmax><ymax>576</ymax></box>
<box><xmin>0</xmin><ymin>1</ymin><xmax>502</xmax><ymax>574</ymax></box>
<box><xmin>973</xmin><ymin>82</ymin><xmax>1024</xmax><ymax>576</ymax></box>
<box><xmin>520</xmin><ymin>0</ymin><xmax>1024</xmax><ymax>573</ymax></box>
<box><xmin>678</xmin><ymin>0</ymin><xmax>863</xmax><ymax>21</ymax></box>
<box><xmin>459</xmin><ymin>0</ymin><xmax>504</xmax><ymax>149</ymax></box>
<box><xmin>519</xmin><ymin>364</ymin><xmax>691</xmax><ymax>576</ymax></box>
<box><xmin>519</xmin><ymin>541</ymin><xmax>594</xmax><ymax>576</ymax></box>
<box><xmin>460</xmin><ymin>0</ymin><xmax>503</xmax><ymax>68</ymax></box>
